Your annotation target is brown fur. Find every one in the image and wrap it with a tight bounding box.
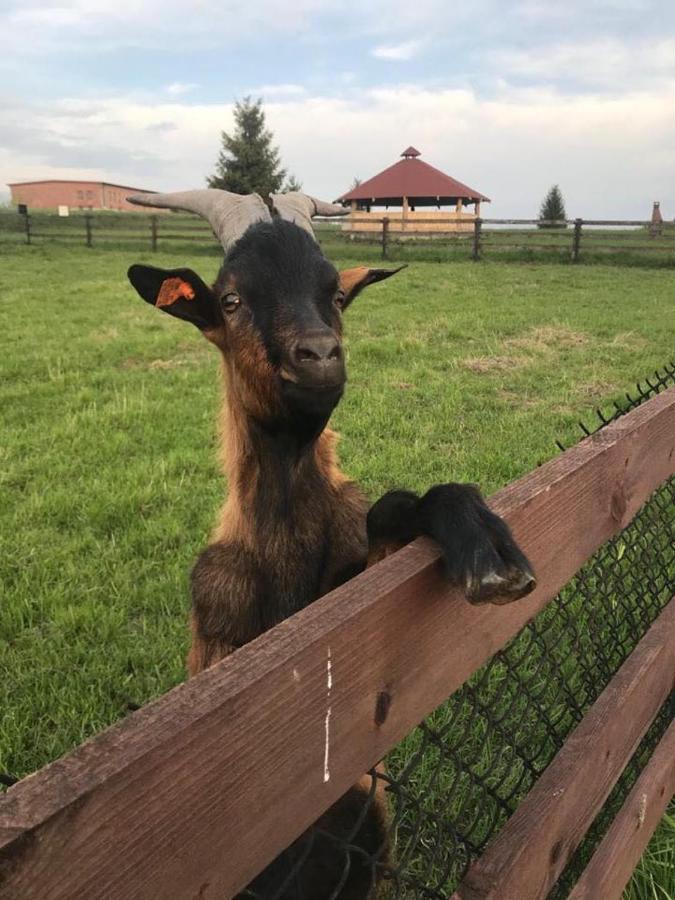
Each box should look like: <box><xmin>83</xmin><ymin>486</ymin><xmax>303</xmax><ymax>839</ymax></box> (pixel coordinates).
<box><xmin>188</xmin><ymin>285</ymin><xmax>397</xmax><ymax>897</ymax></box>
<box><xmin>127</xmin><ymin>232</ymin><xmax>533</xmax><ymax>898</ymax></box>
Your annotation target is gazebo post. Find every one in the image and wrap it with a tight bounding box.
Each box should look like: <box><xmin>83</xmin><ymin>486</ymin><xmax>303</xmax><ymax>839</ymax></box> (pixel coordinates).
<box><xmin>475</xmin><ymin>199</ymin><xmax>481</xmax><ymax>218</ymax></box>
<box><xmin>348</xmin><ymin>200</ymin><xmax>357</xmax><ymax>233</ymax></box>
<box><xmin>456</xmin><ymin>197</ymin><xmax>463</xmax><ymax>221</ymax></box>
<box><xmin>402</xmin><ymin>195</ymin><xmax>409</xmax><ymax>232</ymax></box>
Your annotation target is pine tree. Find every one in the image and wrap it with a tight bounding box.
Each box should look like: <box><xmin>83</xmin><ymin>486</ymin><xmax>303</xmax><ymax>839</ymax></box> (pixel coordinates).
<box><xmin>538</xmin><ymin>185</ymin><xmax>567</xmax><ymax>229</ymax></box>
<box><xmin>207</xmin><ymin>97</ymin><xmax>287</xmax><ymax>196</ymax></box>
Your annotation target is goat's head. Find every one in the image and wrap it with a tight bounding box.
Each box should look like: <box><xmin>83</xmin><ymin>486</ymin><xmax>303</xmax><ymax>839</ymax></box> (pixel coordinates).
<box><xmin>127</xmin><ymin>189</ymin><xmax>404</xmax><ymax>431</ymax></box>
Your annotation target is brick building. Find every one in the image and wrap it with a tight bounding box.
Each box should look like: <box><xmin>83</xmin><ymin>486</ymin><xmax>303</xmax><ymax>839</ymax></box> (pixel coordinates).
<box><xmin>7</xmin><ymin>180</ymin><xmax>159</xmax><ymax>212</ymax></box>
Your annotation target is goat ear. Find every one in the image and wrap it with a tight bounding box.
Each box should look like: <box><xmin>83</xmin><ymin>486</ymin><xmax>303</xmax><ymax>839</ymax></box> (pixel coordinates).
<box><xmin>127</xmin><ymin>264</ymin><xmax>219</xmax><ymax>330</ymax></box>
<box><xmin>339</xmin><ymin>265</ymin><xmax>406</xmax><ymax>309</ymax></box>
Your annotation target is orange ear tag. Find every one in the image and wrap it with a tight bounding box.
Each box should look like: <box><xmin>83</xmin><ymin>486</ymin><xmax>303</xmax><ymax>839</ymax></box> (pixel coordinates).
<box><xmin>156</xmin><ymin>278</ymin><xmax>196</xmax><ymax>308</ymax></box>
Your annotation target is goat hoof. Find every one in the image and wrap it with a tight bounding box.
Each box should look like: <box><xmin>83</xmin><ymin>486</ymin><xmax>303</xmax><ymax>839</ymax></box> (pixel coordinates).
<box><xmin>466</xmin><ymin>565</ymin><xmax>537</xmax><ymax>606</ymax></box>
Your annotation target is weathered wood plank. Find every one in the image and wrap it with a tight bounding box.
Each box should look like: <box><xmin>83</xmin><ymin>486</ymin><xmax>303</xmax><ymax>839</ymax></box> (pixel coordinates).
<box><xmin>0</xmin><ymin>388</ymin><xmax>674</xmax><ymax>899</ymax></box>
<box><xmin>453</xmin><ymin>599</ymin><xmax>675</xmax><ymax>900</ymax></box>
<box><xmin>568</xmin><ymin>717</ymin><xmax>675</xmax><ymax>900</ymax></box>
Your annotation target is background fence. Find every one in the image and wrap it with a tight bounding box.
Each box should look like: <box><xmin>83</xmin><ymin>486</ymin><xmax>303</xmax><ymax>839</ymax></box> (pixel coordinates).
<box><xmin>1</xmin><ymin>367</ymin><xmax>673</xmax><ymax>900</ymax></box>
<box><xmin>2</xmin><ymin>209</ymin><xmax>675</xmax><ymax>266</ymax></box>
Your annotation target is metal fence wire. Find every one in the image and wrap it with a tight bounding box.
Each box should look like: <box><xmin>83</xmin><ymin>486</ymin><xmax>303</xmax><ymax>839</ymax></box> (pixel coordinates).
<box><xmin>242</xmin><ymin>361</ymin><xmax>675</xmax><ymax>900</ymax></box>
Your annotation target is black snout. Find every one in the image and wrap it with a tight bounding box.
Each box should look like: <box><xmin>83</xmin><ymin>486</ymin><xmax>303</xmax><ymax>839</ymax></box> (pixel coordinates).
<box><xmin>289</xmin><ymin>332</ymin><xmax>344</xmax><ymax>387</ymax></box>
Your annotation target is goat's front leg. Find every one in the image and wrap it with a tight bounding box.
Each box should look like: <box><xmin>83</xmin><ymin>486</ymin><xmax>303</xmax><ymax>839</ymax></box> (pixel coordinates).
<box><xmin>367</xmin><ymin>484</ymin><xmax>535</xmax><ymax>604</ymax></box>
<box><xmin>188</xmin><ymin>541</ymin><xmax>262</xmax><ymax>676</ymax></box>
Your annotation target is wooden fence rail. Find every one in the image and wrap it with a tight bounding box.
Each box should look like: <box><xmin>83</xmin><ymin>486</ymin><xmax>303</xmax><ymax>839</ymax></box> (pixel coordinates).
<box><xmin>2</xmin><ymin>211</ymin><xmax>675</xmax><ymax>265</ymax></box>
<box><xmin>567</xmin><ymin>718</ymin><xmax>675</xmax><ymax>900</ymax></box>
<box><xmin>453</xmin><ymin>598</ymin><xmax>675</xmax><ymax>900</ymax></box>
<box><xmin>1</xmin><ymin>387</ymin><xmax>673</xmax><ymax>899</ymax></box>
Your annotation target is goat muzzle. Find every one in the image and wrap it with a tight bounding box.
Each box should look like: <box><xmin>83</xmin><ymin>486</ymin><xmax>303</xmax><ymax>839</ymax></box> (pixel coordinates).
<box><xmin>284</xmin><ymin>332</ymin><xmax>345</xmax><ymax>390</ymax></box>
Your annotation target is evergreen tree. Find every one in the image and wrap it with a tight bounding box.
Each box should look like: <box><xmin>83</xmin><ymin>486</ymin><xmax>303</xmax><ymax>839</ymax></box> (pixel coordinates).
<box><xmin>538</xmin><ymin>184</ymin><xmax>567</xmax><ymax>229</ymax></box>
<box><xmin>207</xmin><ymin>97</ymin><xmax>287</xmax><ymax>196</ymax></box>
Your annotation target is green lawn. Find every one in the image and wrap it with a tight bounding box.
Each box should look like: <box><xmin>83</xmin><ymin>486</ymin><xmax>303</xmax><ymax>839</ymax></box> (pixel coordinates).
<box><xmin>1</xmin><ymin>242</ymin><xmax>673</xmax><ymax>896</ymax></box>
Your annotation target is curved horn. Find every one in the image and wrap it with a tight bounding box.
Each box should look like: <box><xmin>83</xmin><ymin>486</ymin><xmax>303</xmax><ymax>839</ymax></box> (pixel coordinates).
<box><xmin>269</xmin><ymin>192</ymin><xmax>349</xmax><ymax>239</ymax></box>
<box><xmin>309</xmin><ymin>197</ymin><xmax>350</xmax><ymax>217</ymax></box>
<box><xmin>126</xmin><ymin>189</ymin><xmax>272</xmax><ymax>251</ymax></box>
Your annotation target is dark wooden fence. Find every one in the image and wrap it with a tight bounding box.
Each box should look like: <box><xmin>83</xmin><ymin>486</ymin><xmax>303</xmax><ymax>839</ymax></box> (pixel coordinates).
<box><xmin>0</xmin><ymin>386</ymin><xmax>673</xmax><ymax>900</ymax></box>
<box><xmin>2</xmin><ymin>209</ymin><xmax>675</xmax><ymax>264</ymax></box>
<box><xmin>326</xmin><ymin>216</ymin><xmax>675</xmax><ymax>262</ymax></box>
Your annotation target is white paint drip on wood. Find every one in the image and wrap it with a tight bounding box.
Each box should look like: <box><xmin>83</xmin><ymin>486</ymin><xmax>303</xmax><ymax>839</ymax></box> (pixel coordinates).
<box><xmin>323</xmin><ymin>648</ymin><xmax>332</xmax><ymax>783</ymax></box>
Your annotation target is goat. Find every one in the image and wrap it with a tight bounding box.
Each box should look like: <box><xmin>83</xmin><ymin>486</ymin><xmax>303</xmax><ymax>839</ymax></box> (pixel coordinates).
<box><xmin>126</xmin><ymin>188</ymin><xmax>536</xmax><ymax>899</ymax></box>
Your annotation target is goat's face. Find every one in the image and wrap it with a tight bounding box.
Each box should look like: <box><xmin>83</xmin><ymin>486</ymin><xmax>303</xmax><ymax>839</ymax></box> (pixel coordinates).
<box><xmin>128</xmin><ymin>220</ymin><xmax>403</xmax><ymax>430</ymax></box>
<box><xmin>216</xmin><ymin>221</ymin><xmax>346</xmax><ymax>425</ymax></box>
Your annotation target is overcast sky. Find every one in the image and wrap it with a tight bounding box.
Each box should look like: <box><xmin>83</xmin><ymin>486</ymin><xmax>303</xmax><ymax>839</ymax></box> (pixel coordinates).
<box><xmin>1</xmin><ymin>0</ymin><xmax>674</xmax><ymax>217</ymax></box>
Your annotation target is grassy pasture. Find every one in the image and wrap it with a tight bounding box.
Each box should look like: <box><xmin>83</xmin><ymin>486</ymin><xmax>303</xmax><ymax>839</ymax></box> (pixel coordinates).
<box><xmin>1</xmin><ymin>242</ymin><xmax>674</xmax><ymax>896</ymax></box>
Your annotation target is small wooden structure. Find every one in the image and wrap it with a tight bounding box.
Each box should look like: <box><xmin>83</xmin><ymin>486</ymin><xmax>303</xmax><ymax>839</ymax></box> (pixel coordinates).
<box><xmin>337</xmin><ymin>147</ymin><xmax>490</xmax><ymax>234</ymax></box>
<box><xmin>649</xmin><ymin>201</ymin><xmax>663</xmax><ymax>237</ymax></box>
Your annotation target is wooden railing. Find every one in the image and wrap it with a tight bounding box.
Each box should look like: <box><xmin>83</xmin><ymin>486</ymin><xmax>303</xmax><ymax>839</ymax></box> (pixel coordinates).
<box><xmin>2</xmin><ymin>210</ymin><xmax>675</xmax><ymax>265</ymax></box>
<box><xmin>0</xmin><ymin>388</ymin><xmax>673</xmax><ymax>899</ymax></box>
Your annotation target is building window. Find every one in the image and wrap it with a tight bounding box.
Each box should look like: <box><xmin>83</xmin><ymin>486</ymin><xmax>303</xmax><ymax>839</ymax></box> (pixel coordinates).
<box><xmin>77</xmin><ymin>190</ymin><xmax>84</xmax><ymax>200</ymax></box>
<box><xmin>86</xmin><ymin>190</ymin><xmax>93</xmax><ymax>199</ymax></box>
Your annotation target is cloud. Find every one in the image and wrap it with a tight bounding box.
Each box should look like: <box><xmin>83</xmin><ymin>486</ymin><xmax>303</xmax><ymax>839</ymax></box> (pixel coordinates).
<box><xmin>165</xmin><ymin>82</ymin><xmax>198</xmax><ymax>96</ymax></box>
<box><xmin>3</xmin><ymin>82</ymin><xmax>674</xmax><ymax>219</ymax></box>
<box><xmin>494</xmin><ymin>37</ymin><xmax>675</xmax><ymax>87</ymax></box>
<box><xmin>0</xmin><ymin>0</ymin><xmax>343</xmax><ymax>53</ymax></box>
<box><xmin>371</xmin><ymin>40</ymin><xmax>423</xmax><ymax>61</ymax></box>
<box><xmin>249</xmin><ymin>84</ymin><xmax>307</xmax><ymax>97</ymax></box>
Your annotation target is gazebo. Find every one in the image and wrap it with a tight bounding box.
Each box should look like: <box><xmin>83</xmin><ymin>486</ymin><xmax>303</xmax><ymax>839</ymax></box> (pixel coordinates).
<box><xmin>337</xmin><ymin>147</ymin><xmax>489</xmax><ymax>234</ymax></box>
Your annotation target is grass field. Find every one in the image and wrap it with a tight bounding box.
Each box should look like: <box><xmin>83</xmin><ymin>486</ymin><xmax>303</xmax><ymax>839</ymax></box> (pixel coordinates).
<box><xmin>1</xmin><ymin>241</ymin><xmax>674</xmax><ymax>896</ymax></box>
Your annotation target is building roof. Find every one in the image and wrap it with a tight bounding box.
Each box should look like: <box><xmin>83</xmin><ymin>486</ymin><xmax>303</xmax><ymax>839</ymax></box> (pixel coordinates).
<box><xmin>7</xmin><ymin>179</ymin><xmax>157</xmax><ymax>192</ymax></box>
<box><xmin>338</xmin><ymin>148</ymin><xmax>489</xmax><ymax>205</ymax></box>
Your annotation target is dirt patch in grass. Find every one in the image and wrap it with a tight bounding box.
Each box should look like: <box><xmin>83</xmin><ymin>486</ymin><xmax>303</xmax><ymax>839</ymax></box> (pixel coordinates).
<box><xmin>462</xmin><ymin>356</ymin><xmax>526</xmax><ymax>374</ymax></box>
<box><xmin>610</xmin><ymin>332</ymin><xmax>648</xmax><ymax>349</ymax></box>
<box><xmin>120</xmin><ymin>343</ymin><xmax>209</xmax><ymax>371</ymax></box>
<box><xmin>575</xmin><ymin>378</ymin><xmax>617</xmax><ymax>399</ymax></box>
<box><xmin>90</xmin><ymin>326</ymin><xmax>120</xmax><ymax>343</ymax></box>
<box><xmin>504</xmin><ymin>325</ymin><xmax>590</xmax><ymax>352</ymax></box>
<box><xmin>496</xmin><ymin>388</ymin><xmax>540</xmax><ymax>408</ymax></box>
<box><xmin>463</xmin><ymin>326</ymin><xmax>591</xmax><ymax>376</ymax></box>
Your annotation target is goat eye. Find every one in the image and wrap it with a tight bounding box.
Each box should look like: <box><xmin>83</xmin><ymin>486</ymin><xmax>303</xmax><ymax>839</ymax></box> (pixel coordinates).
<box><xmin>221</xmin><ymin>292</ymin><xmax>241</xmax><ymax>315</ymax></box>
<box><xmin>334</xmin><ymin>290</ymin><xmax>346</xmax><ymax>310</ymax></box>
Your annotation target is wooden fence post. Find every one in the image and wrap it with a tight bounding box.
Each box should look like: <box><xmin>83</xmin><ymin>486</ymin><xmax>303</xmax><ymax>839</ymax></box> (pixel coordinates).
<box><xmin>24</xmin><ymin>213</ymin><xmax>32</xmax><ymax>245</ymax></box>
<box><xmin>381</xmin><ymin>217</ymin><xmax>389</xmax><ymax>260</ymax></box>
<box><xmin>472</xmin><ymin>217</ymin><xmax>482</xmax><ymax>261</ymax></box>
<box><xmin>84</xmin><ymin>213</ymin><xmax>93</xmax><ymax>248</ymax></box>
<box><xmin>572</xmin><ymin>218</ymin><xmax>583</xmax><ymax>263</ymax></box>
<box><xmin>150</xmin><ymin>215</ymin><xmax>158</xmax><ymax>252</ymax></box>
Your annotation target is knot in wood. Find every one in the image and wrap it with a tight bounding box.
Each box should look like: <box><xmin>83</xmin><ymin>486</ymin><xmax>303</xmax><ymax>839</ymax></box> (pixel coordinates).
<box><xmin>610</xmin><ymin>482</ymin><xmax>628</xmax><ymax>525</ymax></box>
<box><xmin>374</xmin><ymin>690</ymin><xmax>392</xmax><ymax>727</ymax></box>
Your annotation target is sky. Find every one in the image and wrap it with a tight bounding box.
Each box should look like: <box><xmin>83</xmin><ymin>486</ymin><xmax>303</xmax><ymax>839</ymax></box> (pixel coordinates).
<box><xmin>1</xmin><ymin>0</ymin><xmax>674</xmax><ymax>217</ymax></box>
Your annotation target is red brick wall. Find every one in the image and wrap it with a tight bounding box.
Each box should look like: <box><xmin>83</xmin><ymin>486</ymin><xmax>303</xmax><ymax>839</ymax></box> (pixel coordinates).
<box><xmin>8</xmin><ymin>181</ymin><xmax>158</xmax><ymax>212</ymax></box>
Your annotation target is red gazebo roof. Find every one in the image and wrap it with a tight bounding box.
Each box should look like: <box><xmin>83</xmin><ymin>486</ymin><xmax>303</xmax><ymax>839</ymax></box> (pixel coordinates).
<box><xmin>338</xmin><ymin>148</ymin><xmax>489</xmax><ymax>205</ymax></box>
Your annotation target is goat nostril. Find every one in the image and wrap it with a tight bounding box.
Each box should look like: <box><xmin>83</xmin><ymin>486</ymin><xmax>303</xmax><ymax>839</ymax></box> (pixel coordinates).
<box><xmin>294</xmin><ymin>336</ymin><xmax>341</xmax><ymax>366</ymax></box>
<box><xmin>297</xmin><ymin>346</ymin><xmax>320</xmax><ymax>363</ymax></box>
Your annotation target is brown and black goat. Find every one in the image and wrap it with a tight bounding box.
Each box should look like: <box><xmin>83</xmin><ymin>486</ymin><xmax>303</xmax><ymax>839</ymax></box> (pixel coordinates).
<box><xmin>126</xmin><ymin>188</ymin><xmax>536</xmax><ymax>899</ymax></box>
